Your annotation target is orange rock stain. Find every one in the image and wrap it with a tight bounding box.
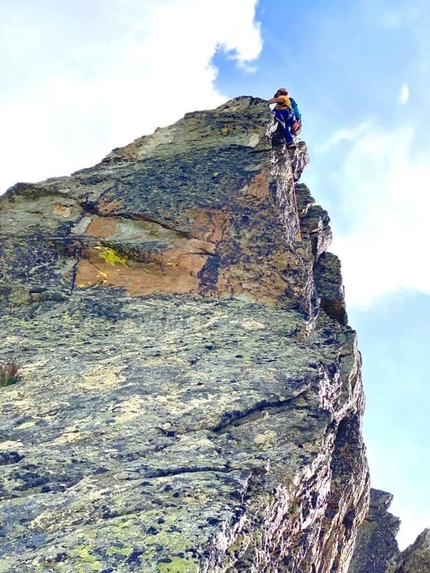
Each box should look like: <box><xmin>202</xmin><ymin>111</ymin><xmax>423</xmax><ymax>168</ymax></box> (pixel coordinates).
<box><xmin>191</xmin><ymin>209</ymin><xmax>231</xmax><ymax>243</ymax></box>
<box><xmin>75</xmin><ymin>239</ymin><xmax>214</xmax><ymax>296</ymax></box>
<box><xmin>85</xmin><ymin>217</ymin><xmax>118</xmax><ymax>238</ymax></box>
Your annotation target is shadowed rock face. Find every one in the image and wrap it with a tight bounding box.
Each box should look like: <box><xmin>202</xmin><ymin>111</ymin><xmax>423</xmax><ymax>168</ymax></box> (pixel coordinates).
<box><xmin>348</xmin><ymin>489</ymin><xmax>401</xmax><ymax>573</ymax></box>
<box><xmin>349</xmin><ymin>489</ymin><xmax>430</xmax><ymax>573</ymax></box>
<box><xmin>0</xmin><ymin>97</ymin><xmax>369</xmax><ymax>572</ymax></box>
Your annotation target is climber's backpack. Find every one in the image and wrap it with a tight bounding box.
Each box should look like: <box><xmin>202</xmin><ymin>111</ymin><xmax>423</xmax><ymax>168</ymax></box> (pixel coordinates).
<box><xmin>289</xmin><ymin>97</ymin><xmax>300</xmax><ymax>121</ymax></box>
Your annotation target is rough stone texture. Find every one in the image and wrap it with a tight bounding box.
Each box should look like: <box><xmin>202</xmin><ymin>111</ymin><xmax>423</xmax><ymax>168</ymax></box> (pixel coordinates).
<box><xmin>394</xmin><ymin>529</ymin><xmax>430</xmax><ymax>572</ymax></box>
<box><xmin>0</xmin><ymin>97</ymin><xmax>369</xmax><ymax>572</ymax></box>
<box><xmin>314</xmin><ymin>253</ymin><xmax>347</xmax><ymax>326</ymax></box>
<box><xmin>349</xmin><ymin>489</ymin><xmax>430</xmax><ymax>573</ymax></box>
<box><xmin>348</xmin><ymin>489</ymin><xmax>400</xmax><ymax>573</ymax></box>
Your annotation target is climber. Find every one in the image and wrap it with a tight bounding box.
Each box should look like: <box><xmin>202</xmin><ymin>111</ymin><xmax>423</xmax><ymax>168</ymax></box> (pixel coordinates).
<box><xmin>267</xmin><ymin>88</ymin><xmax>302</xmax><ymax>147</ymax></box>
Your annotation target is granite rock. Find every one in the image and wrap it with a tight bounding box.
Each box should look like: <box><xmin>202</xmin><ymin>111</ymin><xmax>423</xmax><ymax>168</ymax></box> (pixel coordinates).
<box><xmin>394</xmin><ymin>529</ymin><xmax>430</xmax><ymax>572</ymax></box>
<box><xmin>349</xmin><ymin>489</ymin><xmax>430</xmax><ymax>573</ymax></box>
<box><xmin>0</xmin><ymin>97</ymin><xmax>369</xmax><ymax>572</ymax></box>
<box><xmin>348</xmin><ymin>489</ymin><xmax>400</xmax><ymax>573</ymax></box>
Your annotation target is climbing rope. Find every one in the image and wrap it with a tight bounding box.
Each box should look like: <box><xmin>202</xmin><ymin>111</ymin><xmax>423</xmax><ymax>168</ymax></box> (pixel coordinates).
<box><xmin>287</xmin><ymin>146</ymin><xmax>302</xmax><ymax>241</ymax></box>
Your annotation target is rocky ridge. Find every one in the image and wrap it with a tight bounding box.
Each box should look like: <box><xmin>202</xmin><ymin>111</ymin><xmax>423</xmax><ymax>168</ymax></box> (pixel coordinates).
<box><xmin>349</xmin><ymin>488</ymin><xmax>430</xmax><ymax>573</ymax></box>
<box><xmin>0</xmin><ymin>96</ymin><xmax>369</xmax><ymax>572</ymax></box>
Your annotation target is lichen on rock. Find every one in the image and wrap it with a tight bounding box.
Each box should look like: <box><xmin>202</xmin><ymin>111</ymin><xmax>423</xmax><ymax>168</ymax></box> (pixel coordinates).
<box><xmin>0</xmin><ymin>96</ymin><xmax>369</xmax><ymax>572</ymax></box>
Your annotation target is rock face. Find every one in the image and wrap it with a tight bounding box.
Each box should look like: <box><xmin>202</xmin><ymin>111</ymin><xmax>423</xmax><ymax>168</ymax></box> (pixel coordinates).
<box><xmin>0</xmin><ymin>97</ymin><xmax>369</xmax><ymax>572</ymax></box>
<box><xmin>348</xmin><ymin>489</ymin><xmax>400</xmax><ymax>573</ymax></box>
<box><xmin>349</xmin><ymin>489</ymin><xmax>430</xmax><ymax>573</ymax></box>
<box><xmin>395</xmin><ymin>529</ymin><xmax>430</xmax><ymax>572</ymax></box>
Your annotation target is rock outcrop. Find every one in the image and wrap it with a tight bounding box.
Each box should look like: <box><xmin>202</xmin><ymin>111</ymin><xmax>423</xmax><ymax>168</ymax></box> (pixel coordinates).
<box><xmin>0</xmin><ymin>97</ymin><xmax>369</xmax><ymax>572</ymax></box>
<box><xmin>349</xmin><ymin>488</ymin><xmax>430</xmax><ymax>573</ymax></box>
<box><xmin>395</xmin><ymin>529</ymin><xmax>430</xmax><ymax>572</ymax></box>
<box><xmin>348</xmin><ymin>489</ymin><xmax>400</xmax><ymax>573</ymax></box>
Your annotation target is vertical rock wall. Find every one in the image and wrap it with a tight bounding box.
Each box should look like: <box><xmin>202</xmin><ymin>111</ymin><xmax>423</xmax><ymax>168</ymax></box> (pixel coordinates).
<box><xmin>0</xmin><ymin>97</ymin><xmax>369</xmax><ymax>572</ymax></box>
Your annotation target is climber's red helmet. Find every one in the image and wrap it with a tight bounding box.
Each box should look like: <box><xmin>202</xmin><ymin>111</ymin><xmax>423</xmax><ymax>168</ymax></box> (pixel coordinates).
<box><xmin>275</xmin><ymin>88</ymin><xmax>289</xmax><ymax>97</ymax></box>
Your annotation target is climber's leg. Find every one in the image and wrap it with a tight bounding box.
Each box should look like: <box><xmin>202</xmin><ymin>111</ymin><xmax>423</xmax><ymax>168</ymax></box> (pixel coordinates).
<box><xmin>284</xmin><ymin>114</ymin><xmax>296</xmax><ymax>145</ymax></box>
<box><xmin>275</xmin><ymin>109</ymin><xmax>294</xmax><ymax>145</ymax></box>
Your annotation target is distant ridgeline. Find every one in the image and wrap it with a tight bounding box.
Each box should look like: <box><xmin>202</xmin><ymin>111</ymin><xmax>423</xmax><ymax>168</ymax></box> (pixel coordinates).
<box><xmin>0</xmin><ymin>96</ymin><xmax>427</xmax><ymax>571</ymax></box>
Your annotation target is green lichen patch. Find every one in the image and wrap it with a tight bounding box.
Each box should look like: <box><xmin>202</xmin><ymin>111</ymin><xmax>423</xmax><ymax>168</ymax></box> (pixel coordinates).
<box><xmin>69</xmin><ymin>545</ymin><xmax>105</xmax><ymax>572</ymax></box>
<box><xmin>157</xmin><ymin>556</ymin><xmax>199</xmax><ymax>573</ymax></box>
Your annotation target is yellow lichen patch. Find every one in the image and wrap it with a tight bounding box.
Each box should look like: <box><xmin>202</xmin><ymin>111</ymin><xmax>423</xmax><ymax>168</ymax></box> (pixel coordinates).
<box><xmin>109</xmin><ymin>396</ymin><xmax>148</xmax><ymax>424</ymax></box>
<box><xmin>158</xmin><ymin>556</ymin><xmax>199</xmax><ymax>573</ymax></box>
<box><xmin>42</xmin><ymin>412</ymin><xmax>61</xmax><ymax>423</ymax></box>
<box><xmin>70</xmin><ymin>546</ymin><xmax>104</xmax><ymax>572</ymax></box>
<box><xmin>8</xmin><ymin>397</ymin><xmax>34</xmax><ymax>411</ymax></box>
<box><xmin>0</xmin><ymin>441</ymin><xmax>23</xmax><ymax>450</ymax></box>
<box><xmin>52</xmin><ymin>425</ymin><xmax>86</xmax><ymax>445</ymax></box>
<box><xmin>254</xmin><ymin>430</ymin><xmax>277</xmax><ymax>446</ymax></box>
<box><xmin>97</xmin><ymin>247</ymin><xmax>128</xmax><ymax>266</ymax></box>
<box><xmin>144</xmin><ymin>356</ymin><xmax>187</xmax><ymax>367</ymax></box>
<box><xmin>15</xmin><ymin>421</ymin><xmax>35</xmax><ymax>430</ymax></box>
<box><xmin>75</xmin><ymin>240</ymin><xmax>212</xmax><ymax>296</ymax></box>
<box><xmin>80</xmin><ymin>363</ymin><xmax>125</xmax><ymax>390</ymax></box>
<box><xmin>241</xmin><ymin>319</ymin><xmax>266</xmax><ymax>331</ymax></box>
<box><xmin>145</xmin><ymin>529</ymin><xmax>199</xmax><ymax>564</ymax></box>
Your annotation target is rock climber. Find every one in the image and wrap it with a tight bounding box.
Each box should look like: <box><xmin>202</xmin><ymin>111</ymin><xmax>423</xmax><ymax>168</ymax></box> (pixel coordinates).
<box><xmin>267</xmin><ymin>88</ymin><xmax>301</xmax><ymax>147</ymax></box>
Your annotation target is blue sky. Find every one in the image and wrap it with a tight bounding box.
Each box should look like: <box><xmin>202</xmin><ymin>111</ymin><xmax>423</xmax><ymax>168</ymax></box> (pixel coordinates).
<box><xmin>1</xmin><ymin>0</ymin><xmax>429</xmax><ymax>549</ymax></box>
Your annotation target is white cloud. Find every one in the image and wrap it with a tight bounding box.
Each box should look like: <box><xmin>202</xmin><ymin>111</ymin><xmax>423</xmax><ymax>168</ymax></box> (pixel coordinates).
<box><xmin>319</xmin><ymin>120</ymin><xmax>373</xmax><ymax>150</ymax></box>
<box><xmin>326</xmin><ymin>122</ymin><xmax>430</xmax><ymax>307</ymax></box>
<box><xmin>0</xmin><ymin>0</ymin><xmax>262</xmax><ymax>193</ymax></box>
<box><xmin>399</xmin><ymin>84</ymin><xmax>410</xmax><ymax>105</ymax></box>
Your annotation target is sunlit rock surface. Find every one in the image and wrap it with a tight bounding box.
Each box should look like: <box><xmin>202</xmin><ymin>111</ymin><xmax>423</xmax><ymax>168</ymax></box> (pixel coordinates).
<box><xmin>395</xmin><ymin>529</ymin><xmax>430</xmax><ymax>572</ymax></box>
<box><xmin>0</xmin><ymin>97</ymin><xmax>369</xmax><ymax>572</ymax></box>
<box><xmin>349</xmin><ymin>489</ymin><xmax>430</xmax><ymax>573</ymax></box>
